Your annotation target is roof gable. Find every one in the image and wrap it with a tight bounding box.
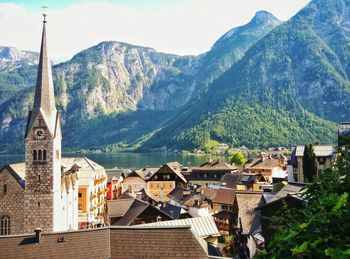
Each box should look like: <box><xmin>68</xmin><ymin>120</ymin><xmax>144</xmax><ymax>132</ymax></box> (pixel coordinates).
<box><xmin>0</xmin><ymin>165</ymin><xmax>25</xmax><ymax>189</ymax></box>
<box><xmin>112</xmin><ymin>199</ymin><xmax>172</xmax><ymax>226</ymax></box>
<box><xmin>149</xmin><ymin>162</ymin><xmax>187</xmax><ymax>183</ymax></box>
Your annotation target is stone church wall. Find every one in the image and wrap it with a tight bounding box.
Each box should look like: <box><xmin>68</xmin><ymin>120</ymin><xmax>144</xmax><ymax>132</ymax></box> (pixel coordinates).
<box><xmin>0</xmin><ymin>168</ymin><xmax>24</xmax><ymax>234</ymax></box>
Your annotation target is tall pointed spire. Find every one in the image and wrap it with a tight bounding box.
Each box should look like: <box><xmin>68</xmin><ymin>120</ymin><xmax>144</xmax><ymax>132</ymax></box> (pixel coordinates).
<box><xmin>33</xmin><ymin>12</ymin><xmax>56</xmax><ymax>115</ymax></box>
<box><xmin>25</xmin><ymin>13</ymin><xmax>57</xmax><ymax>137</ymax></box>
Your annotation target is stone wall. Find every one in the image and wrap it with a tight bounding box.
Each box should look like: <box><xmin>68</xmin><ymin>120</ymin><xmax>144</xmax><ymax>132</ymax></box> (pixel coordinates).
<box><xmin>0</xmin><ymin>168</ymin><xmax>24</xmax><ymax>235</ymax></box>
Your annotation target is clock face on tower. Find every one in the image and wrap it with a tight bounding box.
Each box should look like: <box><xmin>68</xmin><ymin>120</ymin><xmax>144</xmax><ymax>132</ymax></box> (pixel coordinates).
<box><xmin>33</xmin><ymin>128</ymin><xmax>46</xmax><ymax>140</ymax></box>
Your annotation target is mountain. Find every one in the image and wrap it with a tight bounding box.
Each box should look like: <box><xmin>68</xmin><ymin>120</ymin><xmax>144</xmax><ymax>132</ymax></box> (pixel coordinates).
<box><xmin>140</xmin><ymin>11</ymin><xmax>282</xmax><ymax>107</ymax></box>
<box><xmin>142</xmin><ymin>0</ymin><xmax>349</xmax><ymax>150</ymax></box>
<box><xmin>0</xmin><ymin>41</ymin><xmax>193</xmax><ymax>152</ymax></box>
<box><xmin>0</xmin><ymin>46</ymin><xmax>39</xmax><ymax>72</ymax></box>
<box><xmin>192</xmin><ymin>11</ymin><xmax>282</xmax><ymax>97</ymax></box>
<box><xmin>0</xmin><ymin>11</ymin><xmax>280</xmax><ymax>153</ymax></box>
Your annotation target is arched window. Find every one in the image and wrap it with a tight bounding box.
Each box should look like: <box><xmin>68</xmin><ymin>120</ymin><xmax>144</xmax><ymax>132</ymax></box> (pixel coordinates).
<box><xmin>43</xmin><ymin>150</ymin><xmax>47</xmax><ymax>161</ymax></box>
<box><xmin>38</xmin><ymin>150</ymin><xmax>42</xmax><ymax>161</ymax></box>
<box><xmin>33</xmin><ymin>150</ymin><xmax>37</xmax><ymax>161</ymax></box>
<box><xmin>0</xmin><ymin>215</ymin><xmax>10</xmax><ymax>235</ymax></box>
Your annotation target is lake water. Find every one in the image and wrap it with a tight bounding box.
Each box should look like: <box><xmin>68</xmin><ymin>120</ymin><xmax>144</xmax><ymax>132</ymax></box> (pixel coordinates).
<box><xmin>0</xmin><ymin>152</ymin><xmax>227</xmax><ymax>170</ymax></box>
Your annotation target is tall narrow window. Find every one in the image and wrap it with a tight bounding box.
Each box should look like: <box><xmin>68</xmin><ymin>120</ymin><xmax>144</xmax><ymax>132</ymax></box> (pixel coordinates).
<box><xmin>43</xmin><ymin>150</ymin><xmax>47</xmax><ymax>161</ymax></box>
<box><xmin>3</xmin><ymin>184</ymin><xmax>7</xmax><ymax>194</ymax></box>
<box><xmin>38</xmin><ymin>150</ymin><xmax>42</xmax><ymax>161</ymax></box>
<box><xmin>33</xmin><ymin>150</ymin><xmax>37</xmax><ymax>161</ymax></box>
<box><xmin>0</xmin><ymin>215</ymin><xmax>10</xmax><ymax>235</ymax></box>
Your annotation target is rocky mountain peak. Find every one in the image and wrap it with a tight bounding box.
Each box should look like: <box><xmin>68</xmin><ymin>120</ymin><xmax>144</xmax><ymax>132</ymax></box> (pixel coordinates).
<box><xmin>250</xmin><ymin>10</ymin><xmax>281</xmax><ymax>25</ymax></box>
<box><xmin>0</xmin><ymin>46</ymin><xmax>38</xmax><ymax>71</ymax></box>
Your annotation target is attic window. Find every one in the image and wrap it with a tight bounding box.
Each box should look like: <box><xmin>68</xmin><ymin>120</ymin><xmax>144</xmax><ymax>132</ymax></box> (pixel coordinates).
<box><xmin>3</xmin><ymin>184</ymin><xmax>7</xmax><ymax>194</ymax></box>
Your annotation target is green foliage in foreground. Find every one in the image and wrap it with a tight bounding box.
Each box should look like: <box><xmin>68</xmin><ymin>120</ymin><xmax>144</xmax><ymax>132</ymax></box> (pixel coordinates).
<box><xmin>230</xmin><ymin>151</ymin><xmax>247</xmax><ymax>166</ymax></box>
<box><xmin>303</xmin><ymin>144</ymin><xmax>318</xmax><ymax>182</ymax></box>
<box><xmin>256</xmin><ymin>155</ymin><xmax>350</xmax><ymax>258</ymax></box>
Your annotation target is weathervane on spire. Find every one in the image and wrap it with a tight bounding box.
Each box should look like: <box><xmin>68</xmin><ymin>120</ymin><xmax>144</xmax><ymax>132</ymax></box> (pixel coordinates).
<box><xmin>42</xmin><ymin>5</ymin><xmax>48</xmax><ymax>23</ymax></box>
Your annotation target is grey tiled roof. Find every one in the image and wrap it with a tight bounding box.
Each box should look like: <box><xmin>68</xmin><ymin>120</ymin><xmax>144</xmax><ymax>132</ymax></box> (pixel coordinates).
<box><xmin>295</xmin><ymin>145</ymin><xmax>334</xmax><ymax>157</ymax></box>
<box><xmin>140</xmin><ymin>215</ymin><xmax>220</xmax><ymax>238</ymax></box>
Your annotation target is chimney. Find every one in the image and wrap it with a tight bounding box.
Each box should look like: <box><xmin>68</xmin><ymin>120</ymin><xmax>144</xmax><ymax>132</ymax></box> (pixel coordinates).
<box><xmin>136</xmin><ymin>192</ymin><xmax>142</xmax><ymax>200</ymax></box>
<box><xmin>35</xmin><ymin>228</ymin><xmax>42</xmax><ymax>243</ymax></box>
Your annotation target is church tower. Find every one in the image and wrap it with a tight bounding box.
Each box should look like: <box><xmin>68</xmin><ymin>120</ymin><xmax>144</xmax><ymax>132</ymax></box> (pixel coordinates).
<box><xmin>23</xmin><ymin>13</ymin><xmax>63</xmax><ymax>233</ymax></box>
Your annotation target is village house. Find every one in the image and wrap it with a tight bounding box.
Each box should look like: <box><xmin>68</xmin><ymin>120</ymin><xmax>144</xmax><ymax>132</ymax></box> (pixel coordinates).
<box><xmin>106</xmin><ymin>197</ymin><xmax>172</xmax><ymax>226</ymax></box>
<box><xmin>105</xmin><ymin>168</ymin><xmax>127</xmax><ymax>200</ymax></box>
<box><xmin>146</xmin><ymin>162</ymin><xmax>187</xmax><ymax>201</ymax></box>
<box><xmin>121</xmin><ymin>167</ymin><xmax>158</xmax><ymax>195</ymax></box>
<box><xmin>167</xmin><ymin>186</ymin><xmax>193</xmax><ymax>207</ymax></box>
<box><xmin>183</xmin><ymin>193</ymin><xmax>212</xmax><ymax>217</ymax></box>
<box><xmin>245</xmin><ymin>153</ymin><xmax>287</xmax><ymax>183</ymax></box>
<box><xmin>290</xmin><ymin>145</ymin><xmax>334</xmax><ymax>182</ymax></box>
<box><xmin>65</xmin><ymin>157</ymin><xmax>108</xmax><ymax>227</ymax></box>
<box><xmin>219</xmin><ymin>172</ymin><xmax>242</xmax><ymax>189</ymax></box>
<box><xmin>211</xmin><ymin>188</ymin><xmax>237</xmax><ymax>235</ymax></box>
<box><xmin>212</xmin><ymin>188</ymin><xmax>236</xmax><ymax>213</ymax></box>
<box><xmin>187</xmin><ymin>160</ymin><xmax>238</xmax><ymax>187</ymax></box>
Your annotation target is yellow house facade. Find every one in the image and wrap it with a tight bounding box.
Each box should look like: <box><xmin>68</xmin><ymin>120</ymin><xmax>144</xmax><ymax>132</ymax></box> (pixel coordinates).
<box><xmin>147</xmin><ymin>162</ymin><xmax>187</xmax><ymax>200</ymax></box>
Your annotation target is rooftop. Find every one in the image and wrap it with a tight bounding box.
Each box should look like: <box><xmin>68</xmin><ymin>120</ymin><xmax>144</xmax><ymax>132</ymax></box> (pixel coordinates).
<box><xmin>294</xmin><ymin>145</ymin><xmax>334</xmax><ymax>157</ymax></box>
<box><xmin>236</xmin><ymin>192</ymin><xmax>264</xmax><ymax>234</ymax></box>
<box><xmin>192</xmin><ymin>160</ymin><xmax>237</xmax><ymax>171</ymax></box>
<box><xmin>0</xmin><ymin>226</ymin><xmax>208</xmax><ymax>258</ymax></box>
<box><xmin>212</xmin><ymin>188</ymin><xmax>235</xmax><ymax>205</ymax></box>
<box><xmin>140</xmin><ymin>215</ymin><xmax>220</xmax><ymax>238</ymax></box>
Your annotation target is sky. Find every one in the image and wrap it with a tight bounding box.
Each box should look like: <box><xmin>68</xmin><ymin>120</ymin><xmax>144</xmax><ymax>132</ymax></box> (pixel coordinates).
<box><xmin>0</xmin><ymin>0</ymin><xmax>310</xmax><ymax>62</ymax></box>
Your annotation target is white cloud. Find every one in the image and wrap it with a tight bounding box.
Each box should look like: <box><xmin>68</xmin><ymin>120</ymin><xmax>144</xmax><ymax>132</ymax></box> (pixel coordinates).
<box><xmin>0</xmin><ymin>0</ymin><xmax>310</xmax><ymax>61</ymax></box>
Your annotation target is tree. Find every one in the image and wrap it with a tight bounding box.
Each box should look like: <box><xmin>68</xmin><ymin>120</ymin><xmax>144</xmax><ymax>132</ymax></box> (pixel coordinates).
<box><xmin>256</xmin><ymin>150</ymin><xmax>350</xmax><ymax>258</ymax></box>
<box><xmin>302</xmin><ymin>144</ymin><xmax>318</xmax><ymax>182</ymax></box>
<box><xmin>230</xmin><ymin>151</ymin><xmax>247</xmax><ymax>166</ymax></box>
